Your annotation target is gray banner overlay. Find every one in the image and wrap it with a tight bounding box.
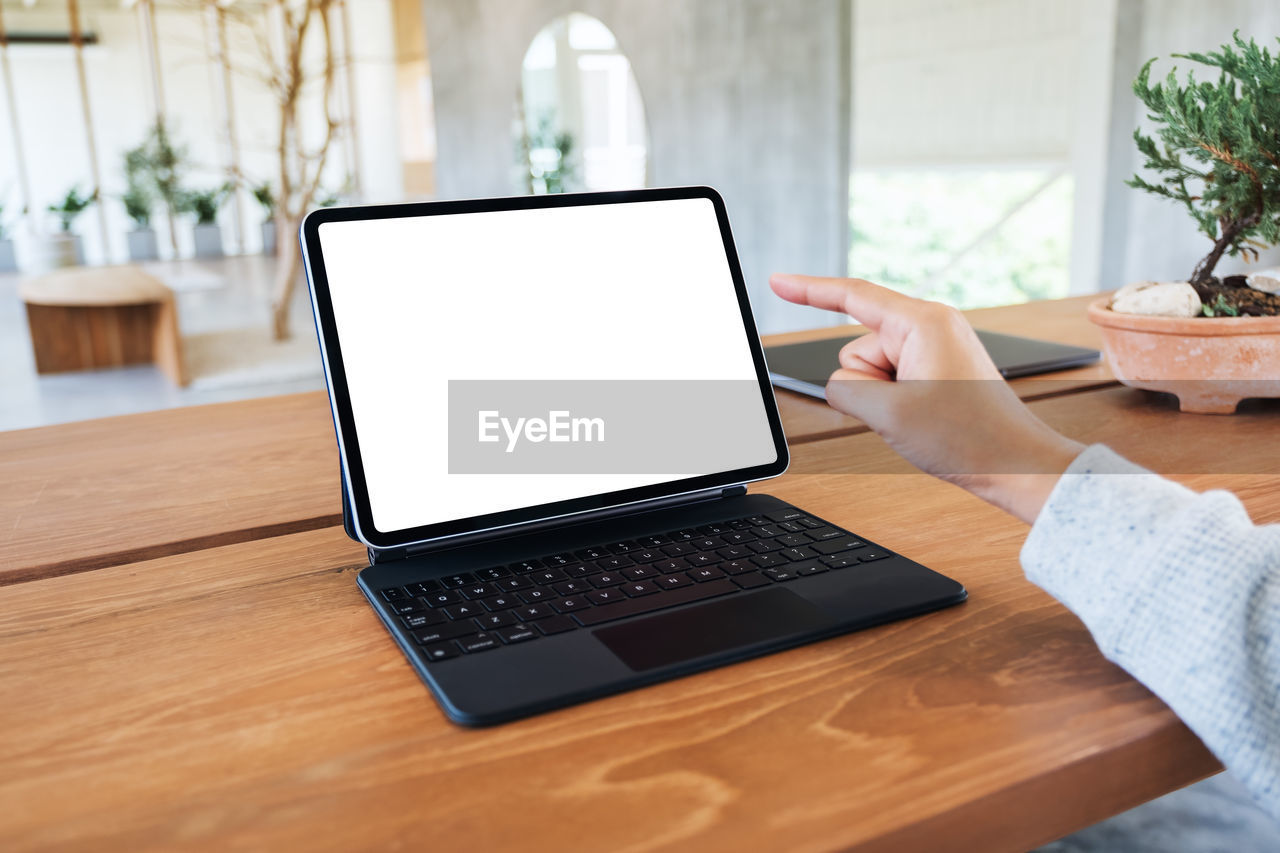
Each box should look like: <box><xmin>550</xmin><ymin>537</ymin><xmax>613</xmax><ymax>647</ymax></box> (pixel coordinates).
<box><xmin>448</xmin><ymin>380</ymin><xmax>777</xmax><ymax>475</ymax></box>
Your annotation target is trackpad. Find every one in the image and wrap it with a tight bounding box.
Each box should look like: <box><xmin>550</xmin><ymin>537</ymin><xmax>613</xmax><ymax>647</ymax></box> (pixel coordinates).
<box><xmin>594</xmin><ymin>589</ymin><xmax>829</xmax><ymax>672</ymax></box>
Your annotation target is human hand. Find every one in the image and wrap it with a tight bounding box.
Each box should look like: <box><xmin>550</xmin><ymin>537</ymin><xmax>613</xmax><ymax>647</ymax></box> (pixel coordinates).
<box><xmin>770</xmin><ymin>274</ymin><xmax>1084</xmax><ymax>523</ymax></box>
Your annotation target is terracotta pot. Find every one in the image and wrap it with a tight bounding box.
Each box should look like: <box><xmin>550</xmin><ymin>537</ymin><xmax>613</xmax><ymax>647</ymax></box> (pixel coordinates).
<box><xmin>1087</xmin><ymin>298</ymin><xmax>1280</xmax><ymax>413</ymax></box>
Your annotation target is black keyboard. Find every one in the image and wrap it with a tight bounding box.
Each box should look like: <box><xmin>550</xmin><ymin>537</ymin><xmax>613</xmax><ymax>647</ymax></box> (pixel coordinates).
<box><xmin>374</xmin><ymin>508</ymin><xmax>890</xmax><ymax>663</ymax></box>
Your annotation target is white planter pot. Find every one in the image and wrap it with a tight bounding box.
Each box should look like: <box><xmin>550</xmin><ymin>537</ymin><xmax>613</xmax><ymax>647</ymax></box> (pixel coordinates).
<box><xmin>261</xmin><ymin>220</ymin><xmax>277</xmax><ymax>256</ymax></box>
<box><xmin>0</xmin><ymin>238</ymin><xmax>16</xmax><ymax>272</ymax></box>
<box><xmin>127</xmin><ymin>227</ymin><xmax>159</xmax><ymax>261</ymax></box>
<box><xmin>25</xmin><ymin>233</ymin><xmax>82</xmax><ymax>273</ymax></box>
<box><xmin>192</xmin><ymin>223</ymin><xmax>224</xmax><ymax>258</ymax></box>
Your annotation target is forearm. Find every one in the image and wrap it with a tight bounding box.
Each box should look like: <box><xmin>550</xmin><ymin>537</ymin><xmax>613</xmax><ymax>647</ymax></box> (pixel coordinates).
<box><xmin>1021</xmin><ymin>445</ymin><xmax>1280</xmax><ymax>816</ymax></box>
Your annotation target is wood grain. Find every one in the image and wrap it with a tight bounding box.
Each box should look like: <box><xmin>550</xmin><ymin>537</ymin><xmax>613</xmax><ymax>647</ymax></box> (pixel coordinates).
<box><xmin>1</xmin><ymin>296</ymin><xmax>1115</xmax><ymax>585</ymax></box>
<box><xmin>0</xmin><ymin>465</ymin><xmax>1227</xmax><ymax>853</ymax></box>
<box><xmin>769</xmin><ymin>293</ymin><xmax>1116</xmax><ymax>444</ymax></box>
<box><xmin>0</xmin><ymin>392</ymin><xmax>341</xmax><ymax>585</ymax></box>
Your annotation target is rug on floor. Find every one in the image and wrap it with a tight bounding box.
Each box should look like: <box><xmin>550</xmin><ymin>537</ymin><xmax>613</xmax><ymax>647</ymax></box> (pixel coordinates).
<box><xmin>184</xmin><ymin>327</ymin><xmax>323</xmax><ymax>391</ymax></box>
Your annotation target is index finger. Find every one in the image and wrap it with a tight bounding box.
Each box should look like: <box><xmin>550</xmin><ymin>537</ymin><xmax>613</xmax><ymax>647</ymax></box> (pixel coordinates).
<box><xmin>769</xmin><ymin>274</ymin><xmax>912</xmax><ymax>330</ymax></box>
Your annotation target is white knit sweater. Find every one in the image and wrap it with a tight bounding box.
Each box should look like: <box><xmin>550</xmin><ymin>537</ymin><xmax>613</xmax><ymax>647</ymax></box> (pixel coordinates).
<box><xmin>1022</xmin><ymin>444</ymin><xmax>1280</xmax><ymax>818</ymax></box>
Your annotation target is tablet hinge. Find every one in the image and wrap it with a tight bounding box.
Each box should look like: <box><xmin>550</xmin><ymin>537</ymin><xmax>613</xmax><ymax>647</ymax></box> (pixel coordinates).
<box><xmin>365</xmin><ymin>484</ymin><xmax>749</xmax><ymax>565</ymax></box>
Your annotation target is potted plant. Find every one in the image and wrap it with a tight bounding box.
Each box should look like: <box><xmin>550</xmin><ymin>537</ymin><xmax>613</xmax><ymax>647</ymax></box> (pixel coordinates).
<box><xmin>1089</xmin><ymin>33</ymin><xmax>1280</xmax><ymax>413</ymax></box>
<box><xmin>253</xmin><ymin>182</ymin><xmax>277</xmax><ymax>255</ymax></box>
<box><xmin>0</xmin><ymin>198</ymin><xmax>17</xmax><ymax>273</ymax></box>
<box><xmin>122</xmin><ymin>144</ymin><xmax>159</xmax><ymax>261</ymax></box>
<box><xmin>181</xmin><ymin>183</ymin><xmax>232</xmax><ymax>258</ymax></box>
<box><xmin>125</xmin><ymin>120</ymin><xmax>187</xmax><ymax>257</ymax></box>
<box><xmin>29</xmin><ymin>186</ymin><xmax>96</xmax><ymax>271</ymax></box>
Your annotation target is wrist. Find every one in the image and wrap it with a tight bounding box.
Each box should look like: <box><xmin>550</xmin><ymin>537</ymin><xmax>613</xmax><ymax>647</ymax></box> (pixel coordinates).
<box><xmin>968</xmin><ymin>430</ymin><xmax>1084</xmax><ymax>524</ymax></box>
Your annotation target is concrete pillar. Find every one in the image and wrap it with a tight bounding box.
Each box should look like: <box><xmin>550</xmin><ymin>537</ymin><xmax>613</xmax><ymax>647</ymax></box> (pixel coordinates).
<box><xmin>422</xmin><ymin>0</ymin><xmax>852</xmax><ymax>332</ymax></box>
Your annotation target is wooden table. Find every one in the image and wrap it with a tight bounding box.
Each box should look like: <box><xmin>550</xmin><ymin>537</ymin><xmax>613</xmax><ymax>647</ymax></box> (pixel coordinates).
<box><xmin>20</xmin><ymin>265</ymin><xmax>187</xmax><ymax>386</ymax></box>
<box><xmin>0</xmin><ymin>295</ymin><xmax>1113</xmax><ymax>586</ymax></box>
<box><xmin>6</xmin><ymin>295</ymin><xmax>1271</xmax><ymax>852</ymax></box>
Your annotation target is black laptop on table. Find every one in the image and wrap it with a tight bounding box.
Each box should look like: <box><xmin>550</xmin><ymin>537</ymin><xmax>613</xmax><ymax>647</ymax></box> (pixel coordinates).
<box><xmin>301</xmin><ymin>186</ymin><xmax>966</xmax><ymax>726</ymax></box>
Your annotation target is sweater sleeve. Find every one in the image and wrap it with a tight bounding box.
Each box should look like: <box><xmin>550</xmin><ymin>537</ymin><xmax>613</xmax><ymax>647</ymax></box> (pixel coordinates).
<box><xmin>1021</xmin><ymin>444</ymin><xmax>1280</xmax><ymax>817</ymax></box>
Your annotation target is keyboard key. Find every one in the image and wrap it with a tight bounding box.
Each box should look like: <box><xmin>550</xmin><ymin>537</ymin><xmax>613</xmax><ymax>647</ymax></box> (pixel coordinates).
<box><xmin>776</xmin><ymin>521</ymin><xmax>806</xmax><ymax>534</ymax></box>
<box><xmin>692</xmin><ymin>536</ymin><xmax>724</xmax><ymax>550</ymax></box>
<box><xmin>638</xmin><ymin>535</ymin><xmax>670</xmax><ymax>547</ymax></box>
<box><xmin>631</xmin><ymin>549</ymin><xmax>664</xmax><ymax>563</ymax></box>
<box><xmin>543</xmin><ymin>553</ymin><xmax>575</xmax><ymax>567</ymax></box>
<box><xmin>516</xmin><ymin>604</ymin><xmax>554</xmax><ymax>621</ymax></box>
<box><xmin>621</xmin><ymin>581</ymin><xmax>658</xmax><ymax>597</ymax></box>
<box><xmin>402</xmin><ymin>611</ymin><xmax>445</xmax><ymax>630</ymax></box>
<box><xmin>668</xmin><ymin>529</ymin><xmax>698</xmax><ymax>542</ymax></box>
<box><xmin>475</xmin><ymin>567</ymin><xmax>511</xmax><ymax>581</ymax></box>
<box><xmin>776</xmin><ymin>534</ymin><xmax>811</xmax><ymax>548</ymax></box>
<box><xmin>653</xmin><ymin>558</ymin><xmax>689</xmax><ymax>573</ymax></box>
<box><xmin>564</xmin><ymin>564</ymin><xmax>595</xmax><ymax>578</ymax></box>
<box><xmin>750</xmin><ymin>552</ymin><xmax>787</xmax><ymax>568</ymax></box>
<box><xmin>622</xmin><ymin>565</ymin><xmax>657</xmax><ymax>580</ymax></box>
<box><xmin>388</xmin><ymin>599</ymin><xmax>424</xmax><ymax>616</ymax></box>
<box><xmin>661</xmin><ymin>543</ymin><xmax>694</xmax><ymax>557</ymax></box>
<box><xmin>688</xmin><ymin>566</ymin><xmax>726</xmax><ymax>582</ymax></box>
<box><xmin>795</xmin><ymin>562</ymin><xmax>827</xmax><ymax>576</ymax></box>
<box><xmin>442</xmin><ymin>602</ymin><xmax>482</xmax><ymax>620</ymax></box>
<box><xmin>732</xmin><ymin>572</ymin><xmax>771</xmax><ymax>589</ymax></box>
<box><xmin>721</xmin><ymin>560</ymin><xmax>757</xmax><ymax>575</ymax></box>
<box><xmin>552</xmin><ymin>579</ymin><xmax>591</xmax><ymax>595</ymax></box>
<box><xmin>495</xmin><ymin>576</ymin><xmax>532</xmax><ymax>592</ymax></box>
<box><xmin>608</xmin><ymin>540</ymin><xmax>640</xmax><ymax>554</ymax></box>
<box><xmin>405</xmin><ymin>581</ymin><xmax>441</xmax><ymax>596</ymax></box>
<box><xmin>764</xmin><ymin>567</ymin><xmax>800</xmax><ymax>582</ymax></box>
<box><xmin>813</xmin><ymin>538</ymin><xmax>866</xmax><ymax>555</ymax></box>
<box><xmin>518</xmin><ymin>588</ymin><xmax>554</xmax><ymax>604</ymax></box>
<box><xmin>461</xmin><ymin>583</ymin><xmax>498</xmax><ymax>600</ymax></box>
<box><xmin>717</xmin><ymin>545</ymin><xmax>752</xmax><ymax>560</ymax></box>
<box><xmin>820</xmin><ymin>555</ymin><xmax>860</xmax><ymax>569</ymax></box>
<box><xmin>727</xmin><ymin>519</ymin><xmax>752</xmax><ymax>530</ymax></box>
<box><xmin>533</xmin><ymin>615</ymin><xmax>578</xmax><ymax>635</ymax></box>
<box><xmin>747</xmin><ymin>539</ymin><xmax>784</xmax><ymax>554</ymax></box>
<box><xmin>697</xmin><ymin>522</ymin><xmax>731</xmax><ymax>535</ymax></box>
<box><xmin>805</xmin><ymin>527</ymin><xmax>845</xmax><ymax>541</ymax></box>
<box><xmin>575</xmin><ymin>578</ymin><xmax>738</xmax><ymax>626</ymax></box>
<box><xmin>552</xmin><ymin>596</ymin><xmax>591</xmax><ymax>613</ymax></box>
<box><xmin>590</xmin><ymin>572</ymin><xmax>626</xmax><ymax>588</ymax></box>
<box><xmin>765</xmin><ymin>509</ymin><xmax>806</xmax><ymax>523</ymax></box>
<box><xmin>587</xmin><ymin>588</ymin><xmax>626</xmax><ymax>605</ymax></box>
<box><xmin>721</xmin><ymin>530</ymin><xmax>756</xmax><ymax>545</ymax></box>
<box><xmin>440</xmin><ymin>573</ymin><xmax>475</xmax><ymax>589</ymax></box>
<box><xmin>509</xmin><ymin>559</ymin><xmax>543</xmax><ymax>574</ymax></box>
<box><xmin>575</xmin><ymin>546</ymin><xmax>610</xmax><ymax>560</ymax></box>
<box><xmin>751</xmin><ymin>524</ymin><xmax>785</xmax><ymax>538</ymax></box>
<box><xmin>380</xmin><ymin>587</ymin><xmax>406</xmax><ymax>602</ymax></box>
<box><xmin>778</xmin><ymin>546</ymin><xmax>818</xmax><ymax>562</ymax></box>
<box><xmin>597</xmin><ymin>556</ymin><xmax>635</xmax><ymax>571</ymax></box>
<box><xmin>458</xmin><ymin>633</ymin><xmax>501</xmax><ymax>654</ymax></box>
<box><xmin>425</xmin><ymin>590</ymin><xmax>461</xmax><ymax>607</ymax></box>
<box><xmin>655</xmin><ymin>573</ymin><xmax>693</xmax><ymax>590</ymax></box>
<box><xmin>412</xmin><ymin>621</ymin><xmax>477</xmax><ymax>645</ymax></box>
<box><xmin>744</xmin><ymin>515</ymin><xmax>770</xmax><ymax>526</ymax></box>
<box><xmin>686</xmin><ymin>553</ymin><xmax>720</xmax><ymax>567</ymax></box>
<box><xmin>420</xmin><ymin>642</ymin><xmax>459</xmax><ymax>662</ymax></box>
<box><xmin>497</xmin><ymin>624</ymin><xmax>539</xmax><ymax>644</ymax></box>
<box><xmin>797</xmin><ymin>518</ymin><xmax>823</xmax><ymax>529</ymax></box>
<box><xmin>475</xmin><ymin>612</ymin><xmax>517</xmax><ymax>630</ymax></box>
<box><xmin>530</xmin><ymin>569</ymin><xmax>567</xmax><ymax>585</ymax></box>
<box><xmin>479</xmin><ymin>594</ymin><xmax>521</xmax><ymax>611</ymax></box>
<box><xmin>859</xmin><ymin>550</ymin><xmax>891</xmax><ymax>562</ymax></box>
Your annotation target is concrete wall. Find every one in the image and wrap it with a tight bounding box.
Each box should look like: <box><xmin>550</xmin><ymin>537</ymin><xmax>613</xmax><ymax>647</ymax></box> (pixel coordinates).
<box><xmin>1107</xmin><ymin>0</ymin><xmax>1280</xmax><ymax>287</ymax></box>
<box><xmin>422</xmin><ymin>0</ymin><xmax>851</xmax><ymax>333</ymax></box>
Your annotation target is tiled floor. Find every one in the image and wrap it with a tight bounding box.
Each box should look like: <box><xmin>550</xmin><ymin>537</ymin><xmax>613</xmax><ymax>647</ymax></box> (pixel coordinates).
<box><xmin>0</xmin><ymin>255</ymin><xmax>324</xmax><ymax>432</ymax></box>
<box><xmin>3</xmin><ymin>257</ymin><xmax>1277</xmax><ymax>849</ymax></box>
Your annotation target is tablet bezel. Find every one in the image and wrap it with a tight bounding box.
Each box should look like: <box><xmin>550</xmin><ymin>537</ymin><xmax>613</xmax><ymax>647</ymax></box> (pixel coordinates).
<box><xmin>301</xmin><ymin>186</ymin><xmax>790</xmax><ymax>551</ymax></box>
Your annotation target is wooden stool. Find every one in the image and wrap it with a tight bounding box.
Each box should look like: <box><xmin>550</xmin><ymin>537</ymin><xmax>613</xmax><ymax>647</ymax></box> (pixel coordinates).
<box><xmin>20</xmin><ymin>265</ymin><xmax>188</xmax><ymax>386</ymax></box>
